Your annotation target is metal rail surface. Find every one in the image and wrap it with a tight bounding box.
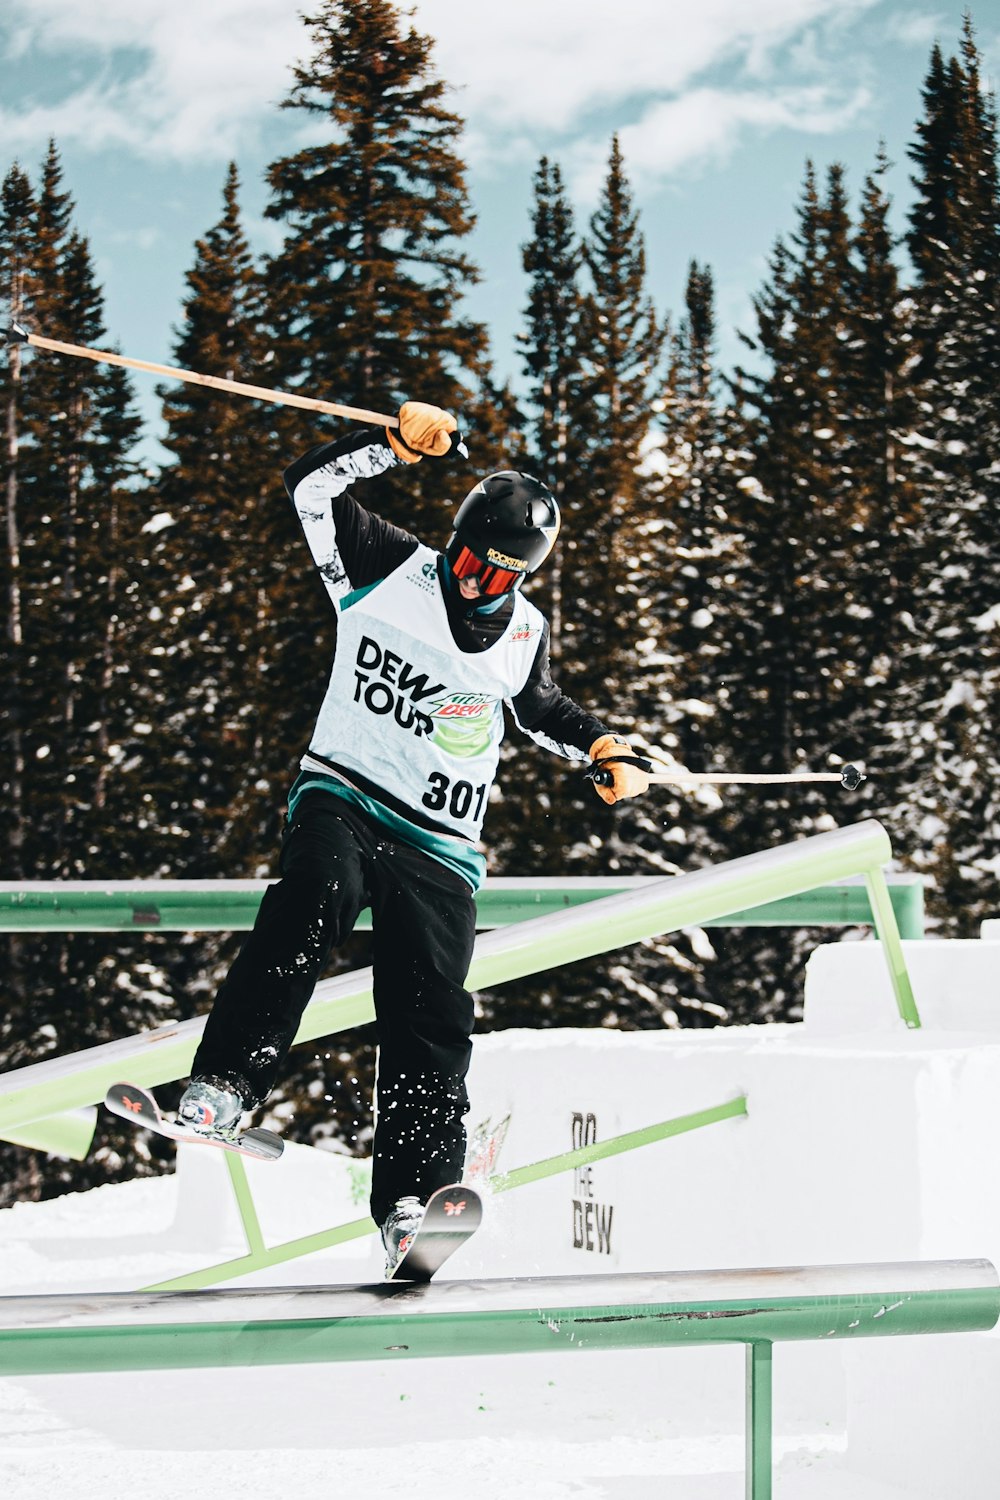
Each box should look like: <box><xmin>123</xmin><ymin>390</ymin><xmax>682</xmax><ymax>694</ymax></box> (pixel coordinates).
<box><xmin>1</xmin><ymin>1257</ymin><xmax>994</xmax><ymax>1353</ymax></box>
<box><xmin>0</xmin><ymin>873</ymin><xmax>924</xmax><ymax>937</ymax></box>
<box><xmin>2</xmin><ymin>1259</ymin><xmax>995</xmax><ymax>1500</ymax></box>
<box><xmin>0</xmin><ymin>821</ymin><xmax>920</xmax><ymax>1142</ymax></box>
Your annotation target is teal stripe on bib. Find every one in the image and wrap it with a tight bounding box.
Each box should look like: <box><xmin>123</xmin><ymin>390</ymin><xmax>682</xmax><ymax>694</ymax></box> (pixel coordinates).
<box><xmin>338</xmin><ymin>580</ymin><xmax>382</xmax><ymax>612</ymax></box>
<box><xmin>287</xmin><ymin>772</ymin><xmax>486</xmax><ymax>892</ymax></box>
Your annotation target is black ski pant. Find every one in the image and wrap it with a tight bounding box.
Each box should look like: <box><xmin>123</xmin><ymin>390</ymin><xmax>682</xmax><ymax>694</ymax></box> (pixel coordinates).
<box><xmin>191</xmin><ymin>792</ymin><xmax>477</xmax><ymax>1226</ymax></box>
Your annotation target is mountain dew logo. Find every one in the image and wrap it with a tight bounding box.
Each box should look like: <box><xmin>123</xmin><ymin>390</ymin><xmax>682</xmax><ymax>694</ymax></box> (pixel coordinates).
<box><xmin>429</xmin><ymin>692</ymin><xmax>496</xmax><ymax>758</ymax></box>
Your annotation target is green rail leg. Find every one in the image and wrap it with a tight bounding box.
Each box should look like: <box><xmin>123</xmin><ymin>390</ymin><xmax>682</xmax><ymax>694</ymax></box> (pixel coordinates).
<box><xmin>491</xmin><ymin>1096</ymin><xmax>748</xmax><ymax>1193</ymax></box>
<box><xmin>746</xmin><ymin>1341</ymin><xmax>773</xmax><ymax>1500</ymax></box>
<box><xmin>864</xmin><ymin>866</ymin><xmax>922</xmax><ymax>1028</ymax></box>
<box><xmin>144</xmin><ymin>1097</ymin><xmax>746</xmax><ymax>1293</ymax></box>
<box><xmin>223</xmin><ymin>1153</ymin><xmax>266</xmax><ymax>1258</ymax></box>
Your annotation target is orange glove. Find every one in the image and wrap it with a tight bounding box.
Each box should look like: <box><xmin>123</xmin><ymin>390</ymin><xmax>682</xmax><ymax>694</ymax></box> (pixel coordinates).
<box><xmin>588</xmin><ymin>734</ymin><xmax>650</xmax><ymax>805</ymax></box>
<box><xmin>386</xmin><ymin>401</ymin><xmax>460</xmax><ymax>463</ymax></box>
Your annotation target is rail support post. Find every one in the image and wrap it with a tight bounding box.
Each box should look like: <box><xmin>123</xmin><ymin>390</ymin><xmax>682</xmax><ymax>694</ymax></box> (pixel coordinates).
<box><xmin>746</xmin><ymin>1340</ymin><xmax>773</xmax><ymax>1499</ymax></box>
<box><xmin>863</xmin><ymin>866</ymin><xmax>921</xmax><ymax>1027</ymax></box>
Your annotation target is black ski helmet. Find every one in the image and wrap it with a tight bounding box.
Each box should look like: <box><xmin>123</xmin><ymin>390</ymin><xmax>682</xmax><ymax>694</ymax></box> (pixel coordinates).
<box><xmin>446</xmin><ymin>471</ymin><xmax>560</xmax><ymax>592</ymax></box>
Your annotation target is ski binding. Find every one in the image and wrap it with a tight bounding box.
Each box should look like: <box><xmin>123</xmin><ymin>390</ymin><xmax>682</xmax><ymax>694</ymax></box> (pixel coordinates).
<box><xmin>105</xmin><ymin>1081</ymin><xmax>283</xmax><ymax>1161</ymax></box>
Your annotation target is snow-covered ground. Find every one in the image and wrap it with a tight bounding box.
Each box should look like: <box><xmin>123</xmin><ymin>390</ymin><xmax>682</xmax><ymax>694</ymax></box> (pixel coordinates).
<box><xmin>3</xmin><ymin>936</ymin><xmax>1000</xmax><ymax>1499</ymax></box>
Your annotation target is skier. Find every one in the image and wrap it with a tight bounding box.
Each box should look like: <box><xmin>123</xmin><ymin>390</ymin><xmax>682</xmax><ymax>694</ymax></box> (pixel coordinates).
<box><xmin>176</xmin><ymin>401</ymin><xmax>649</xmax><ymax>1273</ymax></box>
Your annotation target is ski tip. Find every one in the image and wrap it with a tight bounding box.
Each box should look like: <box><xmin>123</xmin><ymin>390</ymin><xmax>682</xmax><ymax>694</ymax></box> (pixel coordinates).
<box><xmin>428</xmin><ymin>1182</ymin><xmax>482</xmax><ymax>1211</ymax></box>
<box><xmin>104</xmin><ymin>1081</ymin><xmax>154</xmax><ymax>1118</ymax></box>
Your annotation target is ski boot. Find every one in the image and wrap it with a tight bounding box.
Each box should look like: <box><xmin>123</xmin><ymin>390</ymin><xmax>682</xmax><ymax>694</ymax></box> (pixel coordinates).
<box><xmin>381</xmin><ymin>1196</ymin><xmax>425</xmax><ymax>1277</ymax></box>
<box><xmin>177</xmin><ymin>1075</ymin><xmax>244</xmax><ymax>1138</ymax></box>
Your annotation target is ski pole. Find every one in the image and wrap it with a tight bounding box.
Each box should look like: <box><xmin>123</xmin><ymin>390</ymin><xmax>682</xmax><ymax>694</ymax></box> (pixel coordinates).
<box><xmin>586</xmin><ymin>755</ymin><xmax>866</xmax><ymax>791</ymax></box>
<box><xmin>6</xmin><ymin>323</ymin><xmax>400</xmax><ymax>429</ymax></box>
<box><xmin>644</xmin><ymin>768</ymin><xmax>866</xmax><ymax>788</ymax></box>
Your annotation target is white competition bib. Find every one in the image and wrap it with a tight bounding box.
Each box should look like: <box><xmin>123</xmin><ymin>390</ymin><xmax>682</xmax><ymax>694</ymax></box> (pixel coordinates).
<box><xmin>307</xmin><ymin>545</ymin><xmax>545</xmax><ymax>842</ymax></box>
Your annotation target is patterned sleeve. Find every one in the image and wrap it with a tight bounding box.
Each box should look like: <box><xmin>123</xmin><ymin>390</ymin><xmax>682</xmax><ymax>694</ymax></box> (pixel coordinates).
<box><xmin>283</xmin><ymin>429</ymin><xmax>420</xmax><ymax>604</ymax></box>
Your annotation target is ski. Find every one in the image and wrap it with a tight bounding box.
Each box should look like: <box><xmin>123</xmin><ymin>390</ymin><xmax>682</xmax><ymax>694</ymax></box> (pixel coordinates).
<box><xmin>388</xmin><ymin>1182</ymin><xmax>482</xmax><ymax>1282</ymax></box>
<box><xmin>104</xmin><ymin>1082</ymin><xmax>283</xmax><ymax>1161</ymax></box>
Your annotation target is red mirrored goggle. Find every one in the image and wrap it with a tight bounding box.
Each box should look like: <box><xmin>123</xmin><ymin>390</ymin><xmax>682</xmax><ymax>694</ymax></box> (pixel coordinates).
<box><xmin>450</xmin><ymin>545</ymin><xmax>526</xmax><ymax>596</ymax></box>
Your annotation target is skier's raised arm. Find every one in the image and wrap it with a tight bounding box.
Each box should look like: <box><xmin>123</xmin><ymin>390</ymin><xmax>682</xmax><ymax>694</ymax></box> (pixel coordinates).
<box><xmin>283</xmin><ymin>402</ymin><xmax>461</xmax><ymax>602</ymax></box>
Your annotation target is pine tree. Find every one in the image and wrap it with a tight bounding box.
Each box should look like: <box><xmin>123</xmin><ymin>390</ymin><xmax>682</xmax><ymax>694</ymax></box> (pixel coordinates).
<box><xmin>24</xmin><ymin>179</ymin><xmax>149</xmax><ymax>888</ymax></box>
<box><xmin>614</xmin><ymin>260</ymin><xmax>744</xmax><ymax>1027</ymax></box>
<box><xmin>87</xmin><ymin>362</ymin><xmax>146</xmax><ymax>832</ymax></box>
<box><xmin>488</xmin><ymin>139</ymin><xmax>688</xmax><ymax>1033</ymax></box>
<box><xmin>564</xmin><ymin>136</ymin><xmax>665</xmax><ymax>723</ymax></box>
<box><xmin>15</xmin><ymin>147</ymin><xmax>115</xmax><ymax>878</ymax></box>
<box><xmin>486</xmin><ymin>157</ymin><xmax>586</xmax><ymax>895</ymax></box>
<box><xmin>263</xmin><ymin>0</ymin><xmax>495</xmax><ymax>542</ymax></box>
<box><xmin>154</xmin><ymin>163</ymin><xmax>280</xmax><ymax>876</ymax></box>
<box><xmin>907</xmin><ymin>44</ymin><xmax>966</xmax><ymax>354</ymax></box>
<box><xmin>716</xmin><ymin>162</ymin><xmax>878</xmax><ymax>1020</ymax></box>
<box><xmin>645</xmin><ymin>261</ymin><xmax>741</xmax><ymax>772</ymax></box>
<box><xmin>517</xmin><ymin>157</ymin><xmax>585</xmax><ymax>655</ymax></box>
<box><xmin>0</xmin><ymin>145</ymin><xmax>153</xmax><ymax>1204</ymax></box>
<box><xmin>728</xmin><ymin>162</ymin><xmax>876</xmax><ymax>792</ymax></box>
<box><xmin>539</xmin><ymin>133</ymin><xmax>666</xmax><ymax>875</ymax></box>
<box><xmin>268</xmin><ymin>0</ymin><xmax>484</xmax><ymax>393</ymax></box>
<box><xmin>900</xmin><ymin>16</ymin><xmax>1000</xmax><ymax>932</ymax></box>
<box><xmin>557</xmin><ymin>133</ymin><xmax>665</xmax><ymax>878</ymax></box>
<box><xmin>0</xmin><ymin>163</ymin><xmax>36</xmax><ymax>889</ymax></box>
<box><xmin>0</xmin><ymin>163</ymin><xmax>37</xmax><ymax>1088</ymax></box>
<box><xmin>13</xmin><ymin>146</ymin><xmax>76</xmax><ymax>884</ymax></box>
<box><xmin>837</xmin><ymin>147</ymin><xmax>924</xmax><ymax>850</ymax></box>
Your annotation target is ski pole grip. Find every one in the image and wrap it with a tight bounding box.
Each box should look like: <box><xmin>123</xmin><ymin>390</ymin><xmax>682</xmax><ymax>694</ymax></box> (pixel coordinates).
<box><xmin>7</xmin><ymin>322</ymin><xmax>29</xmax><ymax>345</ymax></box>
<box><xmin>585</xmin><ymin>753</ymin><xmax>653</xmax><ymax>790</ymax></box>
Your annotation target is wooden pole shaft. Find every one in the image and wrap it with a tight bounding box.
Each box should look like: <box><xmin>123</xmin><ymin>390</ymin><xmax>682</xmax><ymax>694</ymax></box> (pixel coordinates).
<box><xmin>18</xmin><ymin>331</ymin><xmax>400</xmax><ymax>428</ymax></box>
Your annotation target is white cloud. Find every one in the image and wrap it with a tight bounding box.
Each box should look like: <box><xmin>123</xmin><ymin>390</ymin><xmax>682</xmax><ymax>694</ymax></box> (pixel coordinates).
<box><xmin>105</xmin><ymin>224</ymin><xmax>161</xmax><ymax>253</ymax></box>
<box><xmin>415</xmin><ymin>0</ymin><xmax>878</xmax><ymax>130</ymax></box>
<box><xmin>0</xmin><ymin>0</ymin><xmax>302</xmax><ymax>161</ymax></box>
<box><xmin>0</xmin><ymin>0</ymin><xmax>881</xmax><ymax>172</ymax></box>
<box><xmin>979</xmin><ymin>31</ymin><xmax>1000</xmax><ymax>92</ymax></box>
<box><xmin>566</xmin><ymin>81</ymin><xmax>872</xmax><ymax>201</ymax></box>
<box><xmin>883</xmin><ymin>10</ymin><xmax>949</xmax><ymax>50</ymax></box>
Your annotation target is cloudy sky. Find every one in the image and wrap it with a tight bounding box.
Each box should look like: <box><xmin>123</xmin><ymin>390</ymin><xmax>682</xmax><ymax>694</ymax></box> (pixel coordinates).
<box><xmin>2</xmin><ymin>0</ymin><xmax>995</xmax><ymax>463</ymax></box>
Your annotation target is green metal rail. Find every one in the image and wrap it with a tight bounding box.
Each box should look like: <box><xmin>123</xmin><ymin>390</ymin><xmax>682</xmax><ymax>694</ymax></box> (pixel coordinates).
<box><xmin>1</xmin><ymin>1258</ymin><xmax>995</xmax><ymax>1500</ymax></box>
<box><xmin>0</xmin><ymin>872</ymin><xmax>925</xmax><ymax>937</ymax></box>
<box><xmin>0</xmin><ymin>822</ymin><xmax>920</xmax><ymax>1148</ymax></box>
